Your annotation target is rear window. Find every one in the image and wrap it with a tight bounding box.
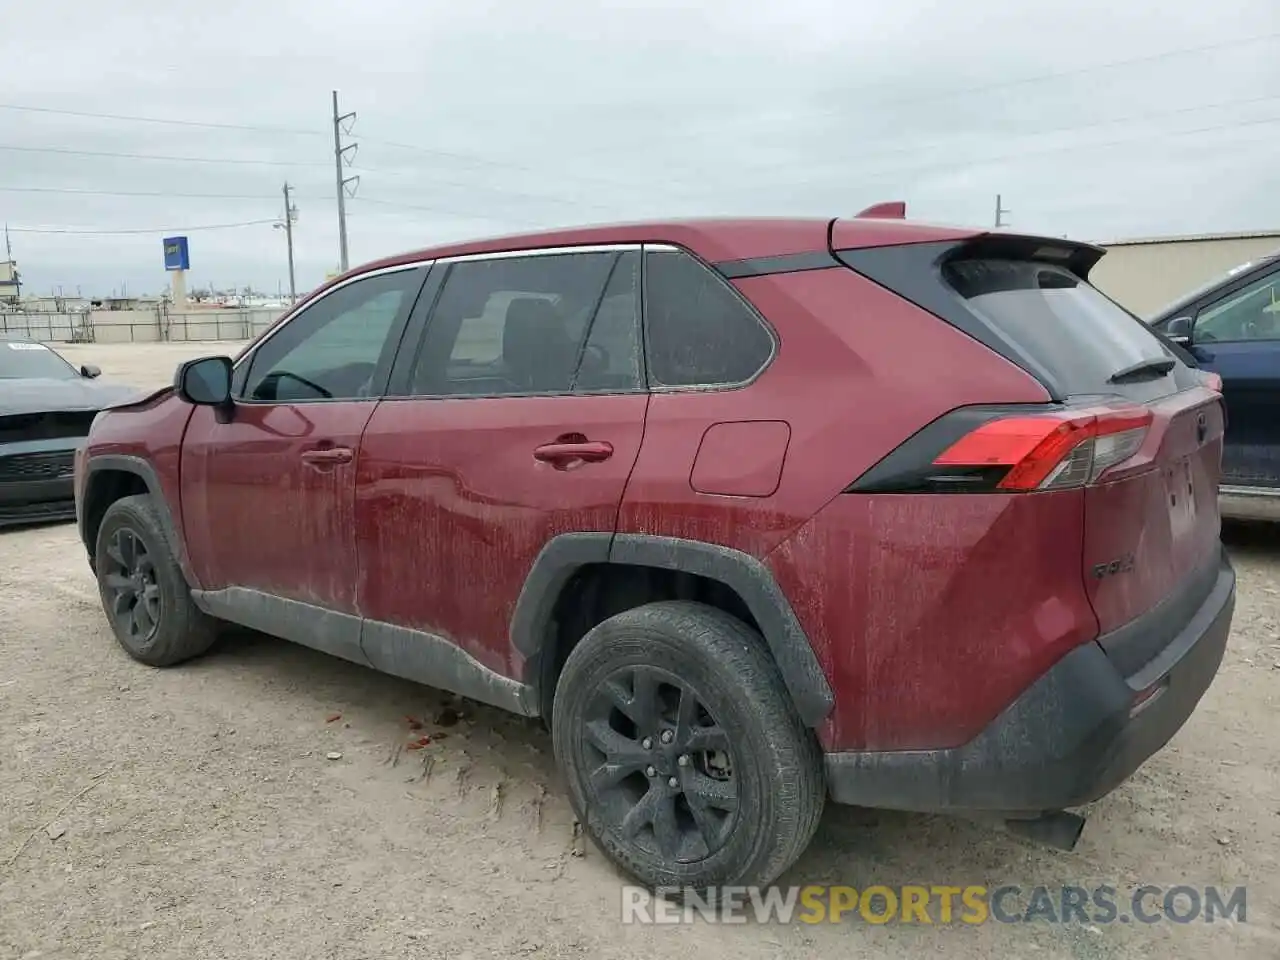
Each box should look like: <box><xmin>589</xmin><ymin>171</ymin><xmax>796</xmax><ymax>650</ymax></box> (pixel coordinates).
<box><xmin>942</xmin><ymin>259</ymin><xmax>1177</xmax><ymax>397</ymax></box>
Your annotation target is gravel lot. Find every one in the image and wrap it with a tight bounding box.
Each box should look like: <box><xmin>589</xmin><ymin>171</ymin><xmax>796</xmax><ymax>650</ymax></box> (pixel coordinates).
<box><xmin>2</xmin><ymin>342</ymin><xmax>1279</xmax><ymax>959</ymax></box>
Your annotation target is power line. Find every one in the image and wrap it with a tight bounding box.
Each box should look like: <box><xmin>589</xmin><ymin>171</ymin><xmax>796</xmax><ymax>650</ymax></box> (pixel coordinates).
<box><xmin>0</xmin><ymin>185</ymin><xmax>279</xmax><ymax>200</ymax></box>
<box><xmin>0</xmin><ymin>183</ymin><xmax>548</xmax><ymax>224</ymax></box>
<box><xmin>351</xmin><ymin>196</ymin><xmax>543</xmax><ymax>227</ymax></box>
<box><xmin>1</xmin><ymin>30</ymin><xmax>1273</xmax><ymax>199</ymax></box>
<box><xmin>576</xmin><ymin>30</ymin><xmax>1280</xmax><ymax>158</ymax></box>
<box><xmin>783</xmin><ymin>111</ymin><xmax>1280</xmax><ymax>192</ymax></box>
<box><xmin>0</xmin><ymin>143</ymin><xmax>328</xmax><ymax>168</ymax></box>
<box><xmin>8</xmin><ymin>219</ymin><xmax>279</xmax><ymax>235</ymax></box>
<box><xmin>0</xmin><ymin>102</ymin><xmax>324</xmax><ymax>137</ymax></box>
<box><xmin>655</xmin><ymin>93</ymin><xmax>1280</xmax><ymax>188</ymax></box>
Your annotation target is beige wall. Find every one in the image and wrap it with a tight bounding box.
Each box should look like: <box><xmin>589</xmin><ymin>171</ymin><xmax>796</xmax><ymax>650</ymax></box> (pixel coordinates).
<box><xmin>1091</xmin><ymin>235</ymin><xmax>1280</xmax><ymax>318</ymax></box>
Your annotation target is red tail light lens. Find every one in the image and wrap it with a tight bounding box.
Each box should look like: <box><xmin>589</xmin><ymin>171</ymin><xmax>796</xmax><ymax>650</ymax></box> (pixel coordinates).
<box><xmin>932</xmin><ymin>407</ymin><xmax>1153</xmax><ymax>491</ymax></box>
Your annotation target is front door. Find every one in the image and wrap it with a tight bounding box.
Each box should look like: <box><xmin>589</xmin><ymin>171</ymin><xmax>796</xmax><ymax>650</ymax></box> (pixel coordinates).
<box><xmin>355</xmin><ymin>248</ymin><xmax>648</xmax><ymax>687</ymax></box>
<box><xmin>1186</xmin><ymin>267</ymin><xmax>1280</xmax><ymax>487</ymax></box>
<box><xmin>180</xmin><ymin>266</ymin><xmax>427</xmax><ymax>654</ymax></box>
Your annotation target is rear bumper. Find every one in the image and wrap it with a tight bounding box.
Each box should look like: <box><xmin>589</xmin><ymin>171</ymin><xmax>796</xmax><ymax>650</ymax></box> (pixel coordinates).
<box><xmin>1219</xmin><ymin>484</ymin><xmax>1280</xmax><ymax>522</ymax></box>
<box><xmin>824</xmin><ymin>546</ymin><xmax>1235</xmax><ymax>814</ymax></box>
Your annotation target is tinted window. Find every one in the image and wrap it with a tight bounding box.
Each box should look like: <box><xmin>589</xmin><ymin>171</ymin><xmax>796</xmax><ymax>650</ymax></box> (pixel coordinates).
<box><xmin>409</xmin><ymin>252</ymin><xmax>618</xmax><ymax>396</ymax></box>
<box><xmin>242</xmin><ymin>269</ymin><xmax>418</xmax><ymax>402</ymax></box>
<box><xmin>943</xmin><ymin>259</ymin><xmax>1183</xmax><ymax>398</ymax></box>
<box><xmin>644</xmin><ymin>249</ymin><xmax>773</xmax><ymax>387</ymax></box>
<box><xmin>0</xmin><ymin>340</ymin><xmax>78</xmax><ymax>379</ymax></box>
<box><xmin>573</xmin><ymin>251</ymin><xmax>642</xmax><ymax>392</ymax></box>
<box><xmin>1194</xmin><ymin>269</ymin><xmax>1280</xmax><ymax>342</ymax></box>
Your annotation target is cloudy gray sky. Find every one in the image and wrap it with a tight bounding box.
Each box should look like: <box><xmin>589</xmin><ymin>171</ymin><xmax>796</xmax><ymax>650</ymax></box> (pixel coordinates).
<box><xmin>2</xmin><ymin>0</ymin><xmax>1279</xmax><ymax>297</ymax></box>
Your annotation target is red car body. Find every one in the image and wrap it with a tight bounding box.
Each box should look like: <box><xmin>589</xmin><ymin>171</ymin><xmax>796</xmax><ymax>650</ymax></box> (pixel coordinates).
<box><xmin>75</xmin><ymin>213</ymin><xmax>1234</xmax><ymax>845</ymax></box>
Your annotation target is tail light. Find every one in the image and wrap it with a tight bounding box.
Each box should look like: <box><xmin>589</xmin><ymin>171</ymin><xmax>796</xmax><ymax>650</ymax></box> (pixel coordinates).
<box><xmin>849</xmin><ymin>404</ymin><xmax>1153</xmax><ymax>494</ymax></box>
<box><xmin>1200</xmin><ymin>371</ymin><xmax>1223</xmax><ymax>393</ymax></box>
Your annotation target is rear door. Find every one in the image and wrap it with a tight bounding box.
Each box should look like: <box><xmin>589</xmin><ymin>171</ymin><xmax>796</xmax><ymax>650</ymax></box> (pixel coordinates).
<box><xmin>1181</xmin><ymin>265</ymin><xmax>1280</xmax><ymax>488</ymax></box>
<box><xmin>840</xmin><ymin>237</ymin><xmax>1225</xmax><ymax>641</ymax></box>
<box><xmin>354</xmin><ymin>247</ymin><xmax>648</xmax><ymax>680</ymax></box>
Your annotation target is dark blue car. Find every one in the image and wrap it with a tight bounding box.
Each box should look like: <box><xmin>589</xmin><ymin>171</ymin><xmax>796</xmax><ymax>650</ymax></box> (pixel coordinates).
<box><xmin>1149</xmin><ymin>251</ymin><xmax>1280</xmax><ymax>521</ymax></box>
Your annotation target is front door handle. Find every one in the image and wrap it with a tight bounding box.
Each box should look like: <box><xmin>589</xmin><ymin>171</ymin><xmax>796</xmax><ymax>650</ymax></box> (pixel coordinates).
<box><xmin>533</xmin><ymin>440</ymin><xmax>614</xmax><ymax>464</ymax></box>
<box><xmin>300</xmin><ymin>447</ymin><xmax>354</xmax><ymax>466</ymax></box>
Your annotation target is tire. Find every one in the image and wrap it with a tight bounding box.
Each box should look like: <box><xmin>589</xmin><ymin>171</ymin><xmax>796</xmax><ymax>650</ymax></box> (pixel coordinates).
<box><xmin>552</xmin><ymin>600</ymin><xmax>824</xmax><ymax>893</ymax></box>
<box><xmin>94</xmin><ymin>493</ymin><xmax>219</xmax><ymax>667</ymax></box>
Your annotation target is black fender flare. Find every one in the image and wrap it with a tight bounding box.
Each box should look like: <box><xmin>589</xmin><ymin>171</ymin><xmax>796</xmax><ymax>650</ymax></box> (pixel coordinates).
<box><xmin>510</xmin><ymin>532</ymin><xmax>834</xmax><ymax>727</ymax></box>
<box><xmin>80</xmin><ymin>454</ymin><xmax>196</xmax><ymax>585</ymax></box>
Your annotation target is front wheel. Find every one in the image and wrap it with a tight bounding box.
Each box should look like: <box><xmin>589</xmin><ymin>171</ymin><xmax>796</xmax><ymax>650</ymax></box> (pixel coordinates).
<box><xmin>551</xmin><ymin>600</ymin><xmax>824</xmax><ymax>893</ymax></box>
<box><xmin>95</xmin><ymin>494</ymin><xmax>219</xmax><ymax>667</ymax></box>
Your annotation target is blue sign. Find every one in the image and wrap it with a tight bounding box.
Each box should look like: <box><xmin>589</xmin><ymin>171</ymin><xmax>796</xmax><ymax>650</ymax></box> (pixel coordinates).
<box><xmin>163</xmin><ymin>236</ymin><xmax>190</xmax><ymax>271</ymax></box>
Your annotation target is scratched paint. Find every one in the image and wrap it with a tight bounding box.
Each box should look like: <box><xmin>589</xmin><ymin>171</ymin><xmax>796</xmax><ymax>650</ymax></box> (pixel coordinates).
<box><xmin>767</xmin><ymin>490</ymin><xmax>1099</xmax><ymax>754</ymax></box>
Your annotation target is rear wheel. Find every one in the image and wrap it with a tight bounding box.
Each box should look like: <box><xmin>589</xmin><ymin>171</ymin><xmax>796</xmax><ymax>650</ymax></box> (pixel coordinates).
<box><xmin>95</xmin><ymin>494</ymin><xmax>219</xmax><ymax>667</ymax></box>
<box><xmin>552</xmin><ymin>600</ymin><xmax>824</xmax><ymax>892</ymax></box>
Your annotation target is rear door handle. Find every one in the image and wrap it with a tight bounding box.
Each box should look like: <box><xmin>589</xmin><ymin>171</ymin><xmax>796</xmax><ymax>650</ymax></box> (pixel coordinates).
<box><xmin>300</xmin><ymin>447</ymin><xmax>354</xmax><ymax>466</ymax></box>
<box><xmin>533</xmin><ymin>440</ymin><xmax>614</xmax><ymax>464</ymax></box>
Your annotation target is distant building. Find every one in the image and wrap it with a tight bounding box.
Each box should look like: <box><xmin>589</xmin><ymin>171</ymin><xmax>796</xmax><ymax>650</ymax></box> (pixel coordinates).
<box><xmin>1090</xmin><ymin>230</ymin><xmax>1280</xmax><ymax>318</ymax></box>
<box><xmin>0</xmin><ymin>260</ymin><xmax>19</xmax><ymax>304</ymax></box>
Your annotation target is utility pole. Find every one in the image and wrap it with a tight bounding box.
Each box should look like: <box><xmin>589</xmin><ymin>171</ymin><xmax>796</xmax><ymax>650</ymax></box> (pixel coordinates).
<box><xmin>331</xmin><ymin>90</ymin><xmax>360</xmax><ymax>273</ymax></box>
<box><xmin>277</xmin><ymin>182</ymin><xmax>299</xmax><ymax>303</ymax></box>
<box><xmin>994</xmin><ymin>194</ymin><xmax>1011</xmax><ymax>228</ymax></box>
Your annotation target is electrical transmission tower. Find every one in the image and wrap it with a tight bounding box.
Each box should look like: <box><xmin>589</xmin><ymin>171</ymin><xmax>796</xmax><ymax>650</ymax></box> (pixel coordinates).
<box><xmin>332</xmin><ymin>91</ymin><xmax>359</xmax><ymax>273</ymax></box>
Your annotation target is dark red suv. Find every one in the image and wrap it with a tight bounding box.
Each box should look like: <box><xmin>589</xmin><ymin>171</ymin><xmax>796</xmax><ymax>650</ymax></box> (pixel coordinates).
<box><xmin>74</xmin><ymin>213</ymin><xmax>1235</xmax><ymax>891</ymax></box>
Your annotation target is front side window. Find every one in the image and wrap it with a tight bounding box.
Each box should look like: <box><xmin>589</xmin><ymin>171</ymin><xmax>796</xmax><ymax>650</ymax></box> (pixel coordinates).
<box><xmin>408</xmin><ymin>251</ymin><xmax>627</xmax><ymax>396</ymax></box>
<box><xmin>1194</xmin><ymin>270</ymin><xmax>1280</xmax><ymax>343</ymax></box>
<box><xmin>644</xmin><ymin>248</ymin><xmax>774</xmax><ymax>388</ymax></box>
<box><xmin>241</xmin><ymin>269</ymin><xmax>419</xmax><ymax>402</ymax></box>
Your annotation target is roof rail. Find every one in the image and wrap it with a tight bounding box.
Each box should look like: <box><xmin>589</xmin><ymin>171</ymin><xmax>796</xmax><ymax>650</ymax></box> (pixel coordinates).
<box><xmin>854</xmin><ymin>201</ymin><xmax>906</xmax><ymax>219</ymax></box>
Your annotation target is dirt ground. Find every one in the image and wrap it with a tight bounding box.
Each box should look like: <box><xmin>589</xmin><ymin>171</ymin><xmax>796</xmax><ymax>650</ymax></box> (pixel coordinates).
<box><xmin>2</xmin><ymin>342</ymin><xmax>1278</xmax><ymax>959</ymax></box>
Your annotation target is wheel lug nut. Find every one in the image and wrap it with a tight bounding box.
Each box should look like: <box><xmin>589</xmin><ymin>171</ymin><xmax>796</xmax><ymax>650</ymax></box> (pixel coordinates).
<box><xmin>660</xmin><ymin>730</ymin><xmax>674</xmax><ymax>744</ymax></box>
<box><xmin>677</xmin><ymin>754</ymin><xmax>690</xmax><ymax>766</ymax></box>
<box><xmin>668</xmin><ymin>777</ymin><xmax>678</xmax><ymax>788</ymax></box>
<box><xmin>645</xmin><ymin>766</ymin><xmax>656</xmax><ymax>778</ymax></box>
<box><xmin>641</xmin><ymin>737</ymin><xmax>653</xmax><ymax>749</ymax></box>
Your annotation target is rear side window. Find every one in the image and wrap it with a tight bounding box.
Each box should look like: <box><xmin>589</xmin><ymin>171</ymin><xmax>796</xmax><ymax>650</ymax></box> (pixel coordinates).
<box><xmin>644</xmin><ymin>248</ymin><xmax>774</xmax><ymax>388</ymax></box>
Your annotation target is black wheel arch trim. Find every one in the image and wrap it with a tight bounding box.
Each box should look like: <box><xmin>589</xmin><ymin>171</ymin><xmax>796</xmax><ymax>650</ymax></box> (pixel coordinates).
<box><xmin>511</xmin><ymin>532</ymin><xmax>835</xmax><ymax>727</ymax></box>
<box><xmin>79</xmin><ymin>454</ymin><xmax>195</xmax><ymax>585</ymax></box>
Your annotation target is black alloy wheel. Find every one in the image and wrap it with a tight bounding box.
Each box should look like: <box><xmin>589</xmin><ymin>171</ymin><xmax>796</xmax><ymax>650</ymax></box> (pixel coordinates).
<box><xmin>582</xmin><ymin>665</ymin><xmax>738</xmax><ymax>863</ymax></box>
<box><xmin>101</xmin><ymin>526</ymin><xmax>163</xmax><ymax>644</ymax></box>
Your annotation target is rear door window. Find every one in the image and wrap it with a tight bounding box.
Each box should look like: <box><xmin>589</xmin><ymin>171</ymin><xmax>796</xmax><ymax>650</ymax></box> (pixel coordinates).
<box><xmin>406</xmin><ymin>250</ymin><xmax>625</xmax><ymax>397</ymax></box>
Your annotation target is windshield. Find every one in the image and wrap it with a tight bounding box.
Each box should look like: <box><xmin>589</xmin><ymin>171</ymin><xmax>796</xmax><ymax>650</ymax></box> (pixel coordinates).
<box><xmin>0</xmin><ymin>340</ymin><xmax>80</xmax><ymax>379</ymax></box>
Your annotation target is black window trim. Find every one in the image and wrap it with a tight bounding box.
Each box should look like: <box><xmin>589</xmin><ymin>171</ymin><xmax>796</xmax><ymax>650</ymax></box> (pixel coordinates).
<box><xmin>642</xmin><ymin>242</ymin><xmax>779</xmax><ymax>394</ymax></box>
<box><xmin>387</xmin><ymin>243</ymin><xmax>650</xmax><ymax>401</ymax></box>
<box><xmin>232</xmin><ymin>262</ymin><xmax>432</xmax><ymax>405</ymax></box>
<box><xmin>1187</xmin><ymin>262</ymin><xmax>1280</xmax><ymax>346</ymax></box>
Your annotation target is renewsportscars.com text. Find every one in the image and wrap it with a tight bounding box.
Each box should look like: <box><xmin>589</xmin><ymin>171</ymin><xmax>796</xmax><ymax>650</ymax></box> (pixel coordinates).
<box><xmin>621</xmin><ymin>884</ymin><xmax>1247</xmax><ymax>925</ymax></box>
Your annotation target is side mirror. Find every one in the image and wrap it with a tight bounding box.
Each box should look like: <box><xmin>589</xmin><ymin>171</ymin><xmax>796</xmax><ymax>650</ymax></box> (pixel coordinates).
<box><xmin>1164</xmin><ymin>315</ymin><xmax>1193</xmax><ymax>345</ymax></box>
<box><xmin>80</xmin><ymin>363</ymin><xmax>102</xmax><ymax>379</ymax></box>
<box><xmin>175</xmin><ymin>355</ymin><xmax>233</xmax><ymax>406</ymax></box>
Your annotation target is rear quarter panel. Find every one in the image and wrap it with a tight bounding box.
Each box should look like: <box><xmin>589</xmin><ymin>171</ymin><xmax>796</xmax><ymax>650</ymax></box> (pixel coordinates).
<box><xmin>617</xmin><ymin>267</ymin><xmax>1050</xmax><ymax>557</ymax></box>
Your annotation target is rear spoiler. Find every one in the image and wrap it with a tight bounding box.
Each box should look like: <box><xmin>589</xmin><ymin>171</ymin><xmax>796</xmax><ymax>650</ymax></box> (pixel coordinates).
<box><xmin>854</xmin><ymin>201</ymin><xmax>906</xmax><ymax>219</ymax></box>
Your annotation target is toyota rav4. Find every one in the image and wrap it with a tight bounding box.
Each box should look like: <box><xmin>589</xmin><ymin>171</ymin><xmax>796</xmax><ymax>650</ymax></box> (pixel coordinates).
<box><xmin>74</xmin><ymin>211</ymin><xmax>1235</xmax><ymax>892</ymax></box>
